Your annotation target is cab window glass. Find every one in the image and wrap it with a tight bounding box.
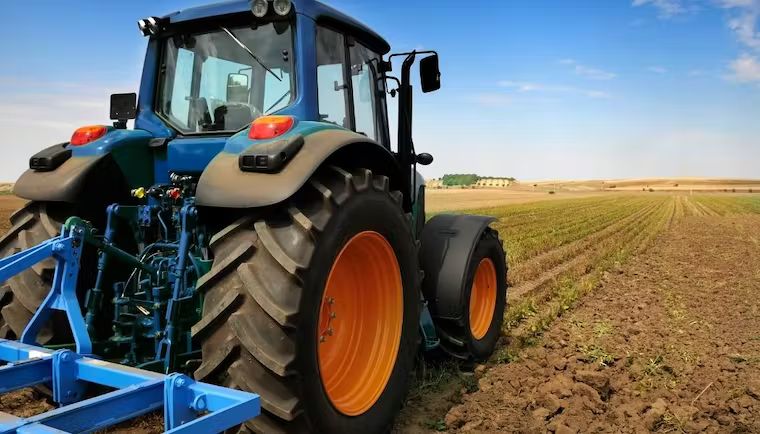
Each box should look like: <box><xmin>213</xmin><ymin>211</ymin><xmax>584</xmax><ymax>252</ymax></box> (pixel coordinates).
<box><xmin>157</xmin><ymin>22</ymin><xmax>294</xmax><ymax>133</ymax></box>
<box><xmin>166</xmin><ymin>48</ymin><xmax>195</xmax><ymax>128</ymax></box>
<box><xmin>199</xmin><ymin>57</ymin><xmax>251</xmax><ymax>111</ymax></box>
<box><xmin>264</xmin><ymin>68</ymin><xmax>292</xmax><ymax>113</ymax></box>
<box><xmin>349</xmin><ymin>43</ymin><xmax>379</xmax><ymax>140</ymax></box>
<box><xmin>316</xmin><ymin>27</ymin><xmax>349</xmax><ymax>128</ymax></box>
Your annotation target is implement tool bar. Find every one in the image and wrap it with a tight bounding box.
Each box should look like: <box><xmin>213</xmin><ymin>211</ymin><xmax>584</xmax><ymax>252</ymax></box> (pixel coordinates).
<box><xmin>0</xmin><ymin>341</ymin><xmax>259</xmax><ymax>433</ymax></box>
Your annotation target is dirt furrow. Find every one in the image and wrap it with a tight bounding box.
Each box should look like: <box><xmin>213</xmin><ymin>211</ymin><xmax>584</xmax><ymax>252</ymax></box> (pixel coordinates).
<box><xmin>442</xmin><ymin>214</ymin><xmax>760</xmax><ymax>434</ymax></box>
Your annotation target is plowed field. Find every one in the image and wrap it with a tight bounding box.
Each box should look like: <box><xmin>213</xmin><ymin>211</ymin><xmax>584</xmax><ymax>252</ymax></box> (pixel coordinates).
<box><xmin>0</xmin><ymin>193</ymin><xmax>758</xmax><ymax>433</ymax></box>
<box><xmin>396</xmin><ymin>193</ymin><xmax>760</xmax><ymax>433</ymax></box>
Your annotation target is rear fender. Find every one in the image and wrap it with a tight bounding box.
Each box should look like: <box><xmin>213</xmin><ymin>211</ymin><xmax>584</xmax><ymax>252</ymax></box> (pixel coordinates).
<box><xmin>14</xmin><ymin>129</ymin><xmax>154</xmax><ymax>203</ymax></box>
<box><xmin>419</xmin><ymin>214</ymin><xmax>497</xmax><ymax>321</ymax></box>
<box><xmin>15</xmin><ymin>155</ymin><xmax>112</xmax><ymax>202</ymax></box>
<box><xmin>196</xmin><ymin>125</ymin><xmax>402</xmax><ymax>208</ymax></box>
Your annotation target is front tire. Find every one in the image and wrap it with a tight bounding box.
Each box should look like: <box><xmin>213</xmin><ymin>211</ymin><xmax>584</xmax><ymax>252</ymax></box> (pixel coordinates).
<box><xmin>194</xmin><ymin>166</ymin><xmax>420</xmax><ymax>433</ymax></box>
<box><xmin>437</xmin><ymin>228</ymin><xmax>507</xmax><ymax>361</ymax></box>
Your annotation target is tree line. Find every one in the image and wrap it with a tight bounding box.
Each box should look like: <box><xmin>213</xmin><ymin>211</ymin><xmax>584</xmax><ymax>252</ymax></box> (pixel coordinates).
<box><xmin>441</xmin><ymin>174</ymin><xmax>517</xmax><ymax>186</ymax></box>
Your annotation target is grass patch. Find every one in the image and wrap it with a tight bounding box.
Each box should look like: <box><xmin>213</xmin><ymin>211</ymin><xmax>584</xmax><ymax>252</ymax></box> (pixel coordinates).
<box><xmin>579</xmin><ymin>344</ymin><xmax>615</xmax><ymax>366</ymax></box>
<box><xmin>594</xmin><ymin>321</ymin><xmax>613</xmax><ymax>338</ymax></box>
<box><xmin>643</xmin><ymin>355</ymin><xmax>665</xmax><ymax>376</ymax></box>
<box><xmin>504</xmin><ymin>297</ymin><xmax>538</xmax><ymax>329</ymax></box>
<box><xmin>423</xmin><ymin>419</ymin><xmax>447</xmax><ymax>431</ymax></box>
<box><xmin>407</xmin><ymin>360</ymin><xmax>461</xmax><ymax>402</ymax></box>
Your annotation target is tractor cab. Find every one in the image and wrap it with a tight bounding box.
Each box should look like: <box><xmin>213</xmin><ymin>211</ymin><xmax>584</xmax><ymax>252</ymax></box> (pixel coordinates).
<box><xmin>121</xmin><ymin>0</ymin><xmax>438</xmax><ymax>185</ymax></box>
<box><xmin>17</xmin><ymin>0</ymin><xmax>440</xmax><ymax>211</ymax></box>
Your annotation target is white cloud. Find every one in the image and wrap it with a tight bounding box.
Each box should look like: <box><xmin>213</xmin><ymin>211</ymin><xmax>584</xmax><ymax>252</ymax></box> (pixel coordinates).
<box><xmin>647</xmin><ymin>65</ymin><xmax>669</xmax><ymax>73</ymax></box>
<box><xmin>728</xmin><ymin>11</ymin><xmax>760</xmax><ymax>50</ymax></box>
<box><xmin>717</xmin><ymin>0</ymin><xmax>760</xmax><ymax>50</ymax></box>
<box><xmin>498</xmin><ymin>80</ymin><xmax>611</xmax><ymax>99</ymax></box>
<box><xmin>728</xmin><ymin>54</ymin><xmax>760</xmax><ymax>81</ymax></box>
<box><xmin>559</xmin><ymin>59</ymin><xmax>617</xmax><ymax>80</ymax></box>
<box><xmin>632</xmin><ymin>0</ymin><xmax>689</xmax><ymax>18</ymax></box>
<box><xmin>718</xmin><ymin>0</ymin><xmax>756</xmax><ymax>9</ymax></box>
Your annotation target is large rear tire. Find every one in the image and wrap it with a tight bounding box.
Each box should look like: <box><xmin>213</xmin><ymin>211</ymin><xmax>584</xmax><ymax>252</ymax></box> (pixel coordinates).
<box><xmin>0</xmin><ymin>202</ymin><xmax>66</xmax><ymax>342</ymax></box>
<box><xmin>194</xmin><ymin>166</ymin><xmax>420</xmax><ymax>433</ymax></box>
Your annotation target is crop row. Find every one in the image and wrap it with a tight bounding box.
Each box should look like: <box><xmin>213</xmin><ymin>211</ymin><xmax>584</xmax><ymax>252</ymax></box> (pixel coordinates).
<box><xmin>486</xmin><ymin>196</ymin><xmax>664</xmax><ymax>265</ymax></box>
<box><xmin>508</xmin><ymin>198</ymin><xmax>666</xmax><ymax>289</ymax></box>
<box><xmin>502</xmin><ymin>196</ymin><xmax>677</xmax><ymax>346</ymax></box>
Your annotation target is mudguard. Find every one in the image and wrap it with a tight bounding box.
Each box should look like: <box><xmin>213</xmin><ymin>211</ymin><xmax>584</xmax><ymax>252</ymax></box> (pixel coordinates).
<box><xmin>419</xmin><ymin>214</ymin><xmax>497</xmax><ymax>321</ymax></box>
<box><xmin>196</xmin><ymin>127</ymin><xmax>400</xmax><ymax>208</ymax></box>
<box><xmin>15</xmin><ymin>156</ymin><xmax>105</xmax><ymax>202</ymax></box>
<box><xmin>13</xmin><ymin>129</ymin><xmax>154</xmax><ymax>203</ymax></box>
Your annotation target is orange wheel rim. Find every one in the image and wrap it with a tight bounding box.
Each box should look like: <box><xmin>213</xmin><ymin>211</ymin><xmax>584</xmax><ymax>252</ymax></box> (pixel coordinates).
<box><xmin>469</xmin><ymin>258</ymin><xmax>497</xmax><ymax>340</ymax></box>
<box><xmin>317</xmin><ymin>231</ymin><xmax>403</xmax><ymax>416</ymax></box>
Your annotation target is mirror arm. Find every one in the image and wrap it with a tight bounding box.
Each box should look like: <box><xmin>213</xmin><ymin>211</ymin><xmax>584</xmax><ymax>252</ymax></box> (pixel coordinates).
<box><xmin>396</xmin><ymin>52</ymin><xmax>416</xmax><ymax>209</ymax></box>
<box><xmin>384</xmin><ymin>50</ymin><xmax>439</xmax><ymax>209</ymax></box>
<box><xmin>388</xmin><ymin>50</ymin><xmax>438</xmax><ymax>61</ymax></box>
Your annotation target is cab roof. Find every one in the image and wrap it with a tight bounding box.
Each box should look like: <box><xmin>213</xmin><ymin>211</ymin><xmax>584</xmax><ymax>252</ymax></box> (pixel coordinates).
<box><xmin>162</xmin><ymin>0</ymin><xmax>391</xmax><ymax>54</ymax></box>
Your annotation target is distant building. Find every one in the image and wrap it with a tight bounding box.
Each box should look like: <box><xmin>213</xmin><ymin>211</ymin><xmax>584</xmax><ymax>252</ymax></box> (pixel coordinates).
<box><xmin>425</xmin><ymin>178</ymin><xmax>514</xmax><ymax>189</ymax></box>
<box><xmin>475</xmin><ymin>179</ymin><xmax>513</xmax><ymax>188</ymax></box>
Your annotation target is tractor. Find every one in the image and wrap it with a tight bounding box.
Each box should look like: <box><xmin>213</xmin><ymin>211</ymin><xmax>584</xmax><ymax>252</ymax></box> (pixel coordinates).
<box><xmin>0</xmin><ymin>0</ymin><xmax>508</xmax><ymax>432</ymax></box>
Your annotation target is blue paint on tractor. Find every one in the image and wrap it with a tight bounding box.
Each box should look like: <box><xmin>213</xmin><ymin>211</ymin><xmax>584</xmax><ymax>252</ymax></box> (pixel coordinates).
<box><xmin>135</xmin><ymin>39</ymin><xmax>173</xmax><ymax>139</ymax></box>
<box><xmin>166</xmin><ymin>136</ymin><xmax>228</xmax><ymax>175</ymax></box>
<box><xmin>70</xmin><ymin>128</ymin><xmax>152</xmax><ymax>157</ymax></box>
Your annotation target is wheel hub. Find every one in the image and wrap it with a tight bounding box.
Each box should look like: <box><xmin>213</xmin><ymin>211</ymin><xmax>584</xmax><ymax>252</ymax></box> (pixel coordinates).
<box><xmin>469</xmin><ymin>258</ymin><xmax>497</xmax><ymax>340</ymax></box>
<box><xmin>317</xmin><ymin>231</ymin><xmax>403</xmax><ymax>416</ymax></box>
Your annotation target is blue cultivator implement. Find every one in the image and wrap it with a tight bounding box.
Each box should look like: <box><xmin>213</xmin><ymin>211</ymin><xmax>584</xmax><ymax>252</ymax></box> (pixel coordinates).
<box><xmin>0</xmin><ymin>343</ymin><xmax>258</xmax><ymax>433</ymax></box>
<box><xmin>0</xmin><ymin>208</ymin><xmax>259</xmax><ymax>432</ymax></box>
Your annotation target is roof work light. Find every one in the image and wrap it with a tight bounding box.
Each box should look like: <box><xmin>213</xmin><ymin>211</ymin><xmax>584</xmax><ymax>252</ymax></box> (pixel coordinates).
<box><xmin>273</xmin><ymin>0</ymin><xmax>293</xmax><ymax>16</ymax></box>
<box><xmin>137</xmin><ymin>16</ymin><xmax>163</xmax><ymax>37</ymax></box>
<box><xmin>251</xmin><ymin>0</ymin><xmax>269</xmax><ymax>18</ymax></box>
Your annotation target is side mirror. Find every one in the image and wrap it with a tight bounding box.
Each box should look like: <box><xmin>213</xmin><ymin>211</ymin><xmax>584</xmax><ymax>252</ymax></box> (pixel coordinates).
<box><xmin>416</xmin><ymin>152</ymin><xmax>434</xmax><ymax>166</ymax></box>
<box><xmin>419</xmin><ymin>54</ymin><xmax>441</xmax><ymax>93</ymax></box>
<box><xmin>110</xmin><ymin>93</ymin><xmax>137</xmax><ymax>129</ymax></box>
<box><xmin>110</xmin><ymin>93</ymin><xmax>137</xmax><ymax>121</ymax></box>
<box><xmin>227</xmin><ymin>73</ymin><xmax>250</xmax><ymax>103</ymax></box>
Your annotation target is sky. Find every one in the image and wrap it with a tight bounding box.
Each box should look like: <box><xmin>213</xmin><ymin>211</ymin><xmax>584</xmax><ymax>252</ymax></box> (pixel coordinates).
<box><xmin>0</xmin><ymin>0</ymin><xmax>758</xmax><ymax>182</ymax></box>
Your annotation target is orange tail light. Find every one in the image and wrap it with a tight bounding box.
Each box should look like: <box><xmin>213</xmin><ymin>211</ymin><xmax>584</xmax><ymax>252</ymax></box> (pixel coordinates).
<box><xmin>70</xmin><ymin>125</ymin><xmax>108</xmax><ymax>146</ymax></box>
<box><xmin>248</xmin><ymin>116</ymin><xmax>294</xmax><ymax>140</ymax></box>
